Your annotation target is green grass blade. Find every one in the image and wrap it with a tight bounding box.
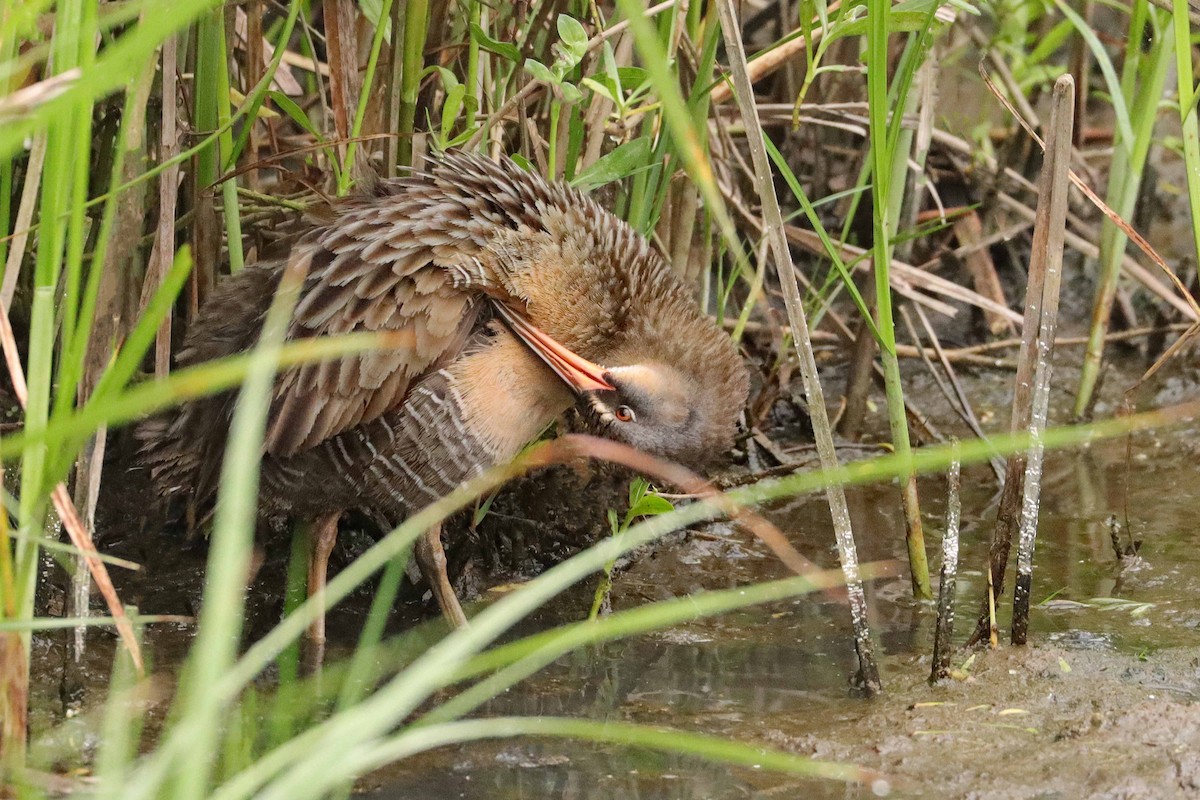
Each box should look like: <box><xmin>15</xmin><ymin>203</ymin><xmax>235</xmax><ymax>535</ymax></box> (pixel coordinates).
<box><xmin>167</xmin><ymin>263</ymin><xmax>306</xmax><ymax>800</ymax></box>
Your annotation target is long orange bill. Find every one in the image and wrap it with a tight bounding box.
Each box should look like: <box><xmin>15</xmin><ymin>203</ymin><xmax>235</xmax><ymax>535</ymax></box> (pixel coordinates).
<box><xmin>493</xmin><ymin>302</ymin><xmax>614</xmax><ymax>393</ymax></box>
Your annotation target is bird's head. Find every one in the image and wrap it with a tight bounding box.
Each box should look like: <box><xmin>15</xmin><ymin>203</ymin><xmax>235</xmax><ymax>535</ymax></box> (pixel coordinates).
<box><xmin>576</xmin><ymin>362</ymin><xmax>738</xmax><ymax>465</ymax></box>
<box><xmin>496</xmin><ymin>303</ymin><xmax>746</xmax><ymax>467</ymax></box>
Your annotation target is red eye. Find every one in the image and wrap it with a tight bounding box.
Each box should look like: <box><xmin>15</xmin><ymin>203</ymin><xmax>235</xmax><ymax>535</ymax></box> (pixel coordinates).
<box><xmin>614</xmin><ymin>405</ymin><xmax>635</xmax><ymax>423</ymax></box>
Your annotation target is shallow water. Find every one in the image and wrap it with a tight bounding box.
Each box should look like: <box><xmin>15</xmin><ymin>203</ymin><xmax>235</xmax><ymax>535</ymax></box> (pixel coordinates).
<box><xmin>357</xmin><ymin>407</ymin><xmax>1200</xmax><ymax>799</ymax></box>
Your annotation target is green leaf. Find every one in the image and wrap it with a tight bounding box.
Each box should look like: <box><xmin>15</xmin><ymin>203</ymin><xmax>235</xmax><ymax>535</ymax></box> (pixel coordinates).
<box><xmin>559</xmin><ymin>82</ymin><xmax>583</xmax><ymax>104</ymax></box>
<box><xmin>571</xmin><ymin>138</ymin><xmax>653</xmax><ymax>190</ymax></box>
<box><xmin>267</xmin><ymin>90</ymin><xmax>321</xmax><ymax>139</ymax></box>
<box><xmin>616</xmin><ymin>66</ymin><xmax>649</xmax><ymax>89</ymax></box>
<box><xmin>441</xmin><ymin>84</ymin><xmax>466</xmax><ymax>142</ymax></box>
<box><xmin>472</xmin><ymin>491</ymin><xmax>498</xmax><ymax>527</ymax></box>
<box><xmin>556</xmin><ymin>14</ymin><xmax>589</xmax><ymax>64</ymax></box>
<box><xmin>357</xmin><ymin>0</ymin><xmax>392</xmax><ymax>41</ymax></box>
<box><xmin>628</xmin><ymin>494</ymin><xmax>674</xmax><ymax>518</ymax></box>
<box><xmin>630</xmin><ymin>478</ymin><xmax>645</xmax><ymax>507</ymax></box>
<box><xmin>427</xmin><ymin>65</ymin><xmax>461</xmax><ymax>92</ymax></box>
<box><xmin>443</xmin><ymin>127</ymin><xmax>481</xmax><ymax>148</ymax></box>
<box><xmin>830</xmin><ymin>11</ymin><xmax>930</xmax><ymax>42</ymax></box>
<box><xmin>581</xmin><ymin>76</ymin><xmax>618</xmax><ymax>104</ymax></box>
<box><xmin>470</xmin><ymin>22</ymin><xmax>520</xmax><ymax>63</ymax></box>
<box><xmin>524</xmin><ymin>58</ymin><xmax>556</xmax><ymax>84</ymax></box>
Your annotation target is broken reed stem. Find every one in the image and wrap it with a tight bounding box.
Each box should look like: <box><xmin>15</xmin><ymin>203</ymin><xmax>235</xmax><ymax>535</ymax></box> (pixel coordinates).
<box><xmin>1011</xmin><ymin>76</ymin><xmax>1073</xmax><ymax>645</ymax></box>
<box><xmin>966</xmin><ymin>74</ymin><xmax>1076</xmax><ymax>647</ymax></box>
<box><xmin>930</xmin><ymin>443</ymin><xmax>961</xmax><ymax>683</ymax></box>
<box><xmin>715</xmin><ymin>0</ymin><xmax>880</xmax><ymax>693</ymax></box>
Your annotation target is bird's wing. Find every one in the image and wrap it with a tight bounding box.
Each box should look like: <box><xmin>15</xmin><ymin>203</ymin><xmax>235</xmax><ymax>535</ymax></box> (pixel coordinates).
<box><xmin>262</xmin><ymin>151</ymin><xmax>599</xmax><ymax>457</ymax></box>
<box><xmin>263</xmin><ymin>242</ymin><xmax>484</xmax><ymax>457</ymax></box>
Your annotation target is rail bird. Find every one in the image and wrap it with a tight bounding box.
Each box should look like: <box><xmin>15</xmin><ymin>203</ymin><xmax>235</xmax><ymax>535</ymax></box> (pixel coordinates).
<box><xmin>139</xmin><ymin>151</ymin><xmax>747</xmax><ymax>647</ymax></box>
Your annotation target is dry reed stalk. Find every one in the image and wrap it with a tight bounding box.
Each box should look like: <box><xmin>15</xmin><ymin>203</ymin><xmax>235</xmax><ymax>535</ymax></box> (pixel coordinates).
<box><xmin>838</xmin><ymin>280</ymin><xmax>876</xmax><ymax>441</ymax></box>
<box><xmin>715</xmin><ymin>0</ymin><xmax>880</xmax><ymax>693</ymax></box>
<box><xmin>928</xmin><ymin>126</ymin><xmax>1198</xmax><ymax>320</ymax></box>
<box><xmin>1011</xmin><ymin>76</ymin><xmax>1073</xmax><ymax>645</ymax></box>
<box><xmin>0</xmin><ymin>632</ymin><xmax>26</xmax><ymax>767</ymax></box>
<box><xmin>322</xmin><ymin>0</ymin><xmax>360</xmax><ymax>161</ymax></box>
<box><xmin>0</xmin><ymin>499</ymin><xmax>25</xmax><ymax>766</ymax></box>
<box><xmin>0</xmin><ymin>132</ymin><xmax>46</xmax><ymax>311</ymax></box>
<box><xmin>979</xmin><ymin>65</ymin><xmax>1199</xmax><ymax>321</ymax></box>
<box><xmin>998</xmin><ymin>193</ymin><xmax>1196</xmax><ymax>320</ymax></box>
<box><xmin>968</xmin><ymin>76</ymin><xmax>1074</xmax><ymax>646</ymax></box>
<box><xmin>146</xmin><ymin>35</ymin><xmax>181</xmax><ymax>378</ymax></box>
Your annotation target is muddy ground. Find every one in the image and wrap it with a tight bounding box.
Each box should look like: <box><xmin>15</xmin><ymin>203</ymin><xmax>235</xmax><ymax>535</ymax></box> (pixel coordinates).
<box><xmin>22</xmin><ymin>314</ymin><xmax>1200</xmax><ymax>799</ymax></box>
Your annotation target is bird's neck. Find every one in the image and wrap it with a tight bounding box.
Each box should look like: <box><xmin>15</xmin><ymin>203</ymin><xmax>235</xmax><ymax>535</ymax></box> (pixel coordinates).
<box><xmin>449</xmin><ymin>328</ymin><xmax>575</xmax><ymax>461</ymax></box>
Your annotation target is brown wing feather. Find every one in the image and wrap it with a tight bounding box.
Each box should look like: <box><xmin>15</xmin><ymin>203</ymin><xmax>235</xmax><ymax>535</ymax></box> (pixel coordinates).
<box><xmin>262</xmin><ymin>281</ymin><xmax>481</xmax><ymax>456</ymax></box>
<box><xmin>259</xmin><ymin>151</ymin><xmax>584</xmax><ymax>457</ymax></box>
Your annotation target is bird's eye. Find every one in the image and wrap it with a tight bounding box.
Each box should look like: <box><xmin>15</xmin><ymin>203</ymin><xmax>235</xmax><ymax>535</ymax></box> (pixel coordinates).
<box><xmin>614</xmin><ymin>405</ymin><xmax>636</xmax><ymax>423</ymax></box>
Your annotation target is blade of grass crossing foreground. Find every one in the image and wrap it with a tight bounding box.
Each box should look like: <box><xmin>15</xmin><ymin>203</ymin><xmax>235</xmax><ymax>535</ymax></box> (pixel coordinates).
<box><xmin>0</xmin><ymin>332</ymin><xmax>398</xmax><ymax>464</ymax></box>
<box><xmin>326</xmin><ymin>552</ymin><xmax>412</xmax><ymax>800</ymax></box>
<box><xmin>423</xmin><ymin>569</ymin><xmax>866</xmax><ymax>728</ymax></box>
<box><xmin>167</xmin><ymin>260</ymin><xmax>307</xmax><ymax>800</ymax></box>
<box><xmin>866</xmin><ymin>0</ymin><xmax>931</xmax><ymax>599</ymax></box>
<box><xmin>51</xmin><ymin>246</ymin><xmax>193</xmax><ymax>483</ymax></box>
<box><xmin>74</xmin><ymin>249</ymin><xmax>194</xmax><ymax>422</ymax></box>
<box><xmin>93</xmin><ymin>615</ymin><xmax>147</xmax><ymax>798</ymax></box>
<box><xmin>214</xmin><ymin>503</ymin><xmax>775</xmax><ymax>800</ymax></box>
<box><xmin>57</xmin><ymin>0</ymin><xmax>99</xmax><ymax>357</ymax></box>
<box><xmin>335</xmin><ymin>552</ymin><xmax>411</xmax><ymax>711</ymax></box>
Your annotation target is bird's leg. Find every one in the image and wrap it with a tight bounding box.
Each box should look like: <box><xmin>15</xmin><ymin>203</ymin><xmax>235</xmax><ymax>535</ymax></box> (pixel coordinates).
<box><xmin>414</xmin><ymin>523</ymin><xmax>468</xmax><ymax>628</ymax></box>
<box><xmin>304</xmin><ymin>510</ymin><xmax>342</xmax><ymax>653</ymax></box>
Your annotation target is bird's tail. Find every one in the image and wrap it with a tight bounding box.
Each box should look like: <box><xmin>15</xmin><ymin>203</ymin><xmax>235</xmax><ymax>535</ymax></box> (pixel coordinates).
<box><xmin>135</xmin><ymin>263</ymin><xmax>283</xmax><ymax>521</ymax></box>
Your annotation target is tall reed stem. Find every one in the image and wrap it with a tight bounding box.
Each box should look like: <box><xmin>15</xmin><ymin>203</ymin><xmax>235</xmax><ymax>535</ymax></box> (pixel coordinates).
<box><xmin>867</xmin><ymin>0</ymin><xmax>931</xmax><ymax>599</ymax></box>
<box><xmin>397</xmin><ymin>0</ymin><xmax>431</xmax><ymax>167</ymax></box>
<box><xmin>1074</xmin><ymin>3</ymin><xmax>1169</xmax><ymax>416</ymax></box>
